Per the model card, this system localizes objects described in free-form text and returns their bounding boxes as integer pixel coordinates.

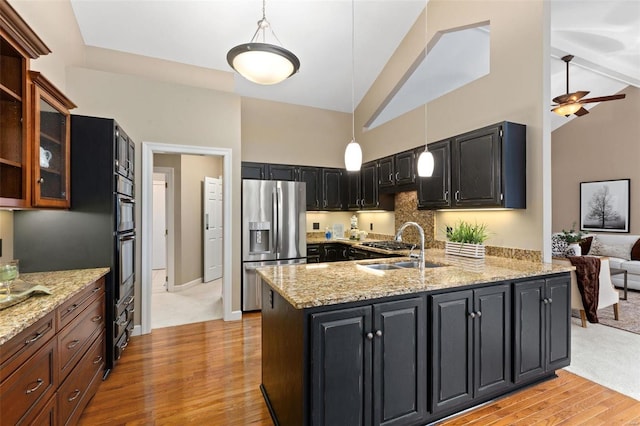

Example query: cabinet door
[473,285,511,399]
[513,279,546,383]
[322,168,343,210]
[452,125,501,207]
[417,140,451,209]
[430,291,473,413]
[546,276,571,371]
[241,161,267,180]
[322,244,348,262]
[31,72,74,208]
[300,166,321,210]
[268,164,297,181]
[373,298,426,426]
[345,170,361,209]
[361,161,379,209]
[394,150,415,187]
[311,306,373,426]
[378,156,394,189]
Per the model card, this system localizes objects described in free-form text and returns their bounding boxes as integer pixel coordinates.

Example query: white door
[203,176,223,282]
[152,176,167,270]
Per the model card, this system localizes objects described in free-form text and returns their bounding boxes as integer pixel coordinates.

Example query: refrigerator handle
[272,188,279,255]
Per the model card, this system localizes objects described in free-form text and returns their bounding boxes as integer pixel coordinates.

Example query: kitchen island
[258,251,574,426]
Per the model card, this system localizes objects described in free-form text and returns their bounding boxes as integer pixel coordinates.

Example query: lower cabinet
[430,284,511,415]
[513,276,571,383]
[310,297,426,426]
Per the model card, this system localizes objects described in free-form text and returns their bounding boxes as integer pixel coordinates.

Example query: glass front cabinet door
[29,71,76,208]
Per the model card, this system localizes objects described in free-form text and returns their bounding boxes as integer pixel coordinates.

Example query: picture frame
[580,179,630,233]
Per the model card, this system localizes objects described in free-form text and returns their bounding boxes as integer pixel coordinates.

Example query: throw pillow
[579,236,593,255]
[589,237,634,260]
[552,234,568,257]
[632,238,640,261]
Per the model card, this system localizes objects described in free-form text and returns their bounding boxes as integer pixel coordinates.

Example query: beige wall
[0,211,14,263]
[241,97,351,168]
[552,86,640,234]
[357,1,547,251]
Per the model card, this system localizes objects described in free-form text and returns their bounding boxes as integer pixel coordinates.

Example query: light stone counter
[0,268,110,345]
[257,249,573,309]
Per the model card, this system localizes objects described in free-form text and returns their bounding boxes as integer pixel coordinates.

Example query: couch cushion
[552,233,568,257]
[606,257,627,269]
[579,236,594,255]
[619,260,640,275]
[631,239,640,261]
[590,236,635,261]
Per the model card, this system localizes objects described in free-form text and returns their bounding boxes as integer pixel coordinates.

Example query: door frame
[141,142,237,335]
[152,167,175,292]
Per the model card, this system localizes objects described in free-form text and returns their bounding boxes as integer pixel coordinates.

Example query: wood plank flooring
[79,313,640,425]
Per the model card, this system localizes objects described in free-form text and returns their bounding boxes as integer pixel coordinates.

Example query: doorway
[141,142,238,335]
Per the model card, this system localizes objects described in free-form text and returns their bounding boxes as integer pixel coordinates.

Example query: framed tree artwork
[580,179,630,233]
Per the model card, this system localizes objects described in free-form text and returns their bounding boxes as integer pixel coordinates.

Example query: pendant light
[417,5,433,177]
[227,0,300,85]
[344,0,362,171]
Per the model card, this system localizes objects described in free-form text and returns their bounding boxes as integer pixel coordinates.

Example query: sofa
[554,233,640,291]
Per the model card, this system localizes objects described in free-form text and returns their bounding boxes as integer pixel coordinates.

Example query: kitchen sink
[360,260,442,271]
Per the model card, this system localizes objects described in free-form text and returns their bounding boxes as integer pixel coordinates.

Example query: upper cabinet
[418,122,526,210]
[30,72,76,208]
[378,149,417,192]
[344,161,393,211]
[0,2,75,209]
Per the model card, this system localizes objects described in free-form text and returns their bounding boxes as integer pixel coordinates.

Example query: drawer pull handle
[93,355,103,365]
[129,307,135,314]
[92,287,100,293]
[25,331,44,345]
[117,319,128,326]
[68,389,81,402]
[26,378,44,394]
[125,295,134,305]
[91,315,103,322]
[67,303,79,313]
[67,339,81,349]
[120,340,129,350]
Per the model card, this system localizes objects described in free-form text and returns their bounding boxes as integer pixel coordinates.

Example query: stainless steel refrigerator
[242,180,306,311]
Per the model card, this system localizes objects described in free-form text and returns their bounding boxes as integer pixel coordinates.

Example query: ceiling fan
[551,54,626,117]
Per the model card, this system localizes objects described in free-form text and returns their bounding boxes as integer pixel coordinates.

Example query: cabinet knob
[444,191,449,201]
[366,332,374,340]
[375,330,383,337]
[542,298,549,305]
[469,312,476,318]
[548,298,553,304]
[455,191,460,201]
[38,177,44,184]
[476,311,482,317]
[389,173,393,181]
[395,172,400,181]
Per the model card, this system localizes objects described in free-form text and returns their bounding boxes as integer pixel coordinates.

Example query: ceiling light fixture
[417,5,434,178]
[226,0,300,85]
[344,0,362,172]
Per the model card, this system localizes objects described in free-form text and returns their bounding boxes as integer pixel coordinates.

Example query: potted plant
[445,220,489,259]
[559,222,586,256]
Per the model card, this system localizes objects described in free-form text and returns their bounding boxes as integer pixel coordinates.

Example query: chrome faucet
[395,222,425,271]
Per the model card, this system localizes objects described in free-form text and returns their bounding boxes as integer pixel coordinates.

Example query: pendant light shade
[417,150,434,177]
[343,0,362,171]
[227,0,300,85]
[345,139,363,171]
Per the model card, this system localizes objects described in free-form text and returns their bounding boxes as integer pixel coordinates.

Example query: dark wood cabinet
[311,297,426,426]
[321,243,349,262]
[513,276,570,384]
[345,161,393,210]
[322,168,343,210]
[307,244,321,263]
[417,141,451,209]
[299,166,322,210]
[241,161,267,180]
[430,284,511,415]
[378,150,416,193]
[268,164,298,181]
[418,122,526,210]
[378,156,394,189]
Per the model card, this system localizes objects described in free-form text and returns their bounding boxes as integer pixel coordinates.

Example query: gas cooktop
[360,241,416,251]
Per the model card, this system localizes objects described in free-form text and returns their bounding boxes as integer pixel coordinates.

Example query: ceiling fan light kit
[551,54,626,117]
[344,0,362,171]
[227,0,300,85]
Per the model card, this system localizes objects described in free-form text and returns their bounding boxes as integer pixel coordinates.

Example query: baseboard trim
[172,277,203,292]
[225,310,242,321]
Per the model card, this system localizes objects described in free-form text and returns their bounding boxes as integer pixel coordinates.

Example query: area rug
[572,289,640,335]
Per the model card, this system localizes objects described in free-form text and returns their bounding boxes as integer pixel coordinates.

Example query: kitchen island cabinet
[258,252,572,426]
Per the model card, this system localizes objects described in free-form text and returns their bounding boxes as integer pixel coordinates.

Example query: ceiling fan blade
[574,107,589,117]
[552,91,590,105]
[580,94,626,104]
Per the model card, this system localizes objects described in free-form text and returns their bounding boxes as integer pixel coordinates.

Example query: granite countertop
[257,249,574,309]
[0,268,110,345]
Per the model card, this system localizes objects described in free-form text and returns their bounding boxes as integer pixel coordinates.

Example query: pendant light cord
[351,0,356,142]
[250,0,284,46]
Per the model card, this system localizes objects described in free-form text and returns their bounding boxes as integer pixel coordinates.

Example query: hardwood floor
[79,313,640,425]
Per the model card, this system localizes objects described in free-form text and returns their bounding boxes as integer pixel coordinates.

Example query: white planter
[445,241,485,259]
[565,242,582,257]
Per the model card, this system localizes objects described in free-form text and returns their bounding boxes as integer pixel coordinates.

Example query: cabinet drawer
[58,293,105,381]
[0,311,55,383]
[114,325,133,361]
[24,394,57,426]
[58,331,105,425]
[57,277,105,330]
[0,337,57,425]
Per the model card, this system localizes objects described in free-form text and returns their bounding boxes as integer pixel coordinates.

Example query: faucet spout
[395,222,425,271]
